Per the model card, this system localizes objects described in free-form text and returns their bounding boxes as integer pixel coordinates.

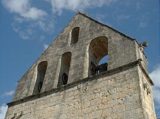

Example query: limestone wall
[138,66,157,119]
[6,67,148,119]
[13,13,138,101]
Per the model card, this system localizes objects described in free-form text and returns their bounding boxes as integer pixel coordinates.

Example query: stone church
[5,12,156,119]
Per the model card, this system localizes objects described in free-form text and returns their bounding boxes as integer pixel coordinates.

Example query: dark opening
[33,61,47,94]
[89,36,108,76]
[57,52,71,87]
[62,73,68,85]
[71,27,80,44]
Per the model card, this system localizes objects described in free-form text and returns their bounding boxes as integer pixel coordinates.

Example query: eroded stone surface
[5,13,156,119]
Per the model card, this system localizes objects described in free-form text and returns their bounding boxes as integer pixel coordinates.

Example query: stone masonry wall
[6,66,147,119]
[138,66,157,119]
[13,13,138,101]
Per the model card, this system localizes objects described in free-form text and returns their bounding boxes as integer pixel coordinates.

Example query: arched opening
[98,55,109,65]
[89,36,108,76]
[57,52,71,87]
[33,61,47,94]
[71,27,80,44]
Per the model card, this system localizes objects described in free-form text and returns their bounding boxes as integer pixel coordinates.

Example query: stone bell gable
[5,12,156,119]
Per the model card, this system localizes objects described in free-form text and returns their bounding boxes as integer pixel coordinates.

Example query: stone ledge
[7,59,153,107]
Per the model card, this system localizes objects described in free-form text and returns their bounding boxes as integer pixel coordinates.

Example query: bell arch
[57,52,72,87]
[33,61,48,94]
[88,36,108,76]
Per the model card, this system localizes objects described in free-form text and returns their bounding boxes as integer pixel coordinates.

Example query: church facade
[5,13,156,119]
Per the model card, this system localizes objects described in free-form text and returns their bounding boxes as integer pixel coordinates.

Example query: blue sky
[0,0,160,118]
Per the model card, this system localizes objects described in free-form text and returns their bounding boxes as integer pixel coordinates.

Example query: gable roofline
[76,12,139,44]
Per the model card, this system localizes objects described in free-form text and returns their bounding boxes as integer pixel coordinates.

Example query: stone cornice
[7,59,153,107]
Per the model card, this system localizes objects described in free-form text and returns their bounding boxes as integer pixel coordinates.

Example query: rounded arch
[61,52,72,66]
[88,36,108,76]
[89,36,108,62]
[33,61,48,94]
[71,27,80,44]
[57,52,72,87]
[38,61,48,72]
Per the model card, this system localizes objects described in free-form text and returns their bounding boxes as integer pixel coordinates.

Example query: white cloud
[0,104,7,119]
[43,44,49,50]
[0,90,15,99]
[150,65,160,101]
[2,0,116,41]
[3,90,15,97]
[2,0,47,20]
[150,64,160,116]
[11,15,55,40]
[48,0,116,14]
[2,0,55,41]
